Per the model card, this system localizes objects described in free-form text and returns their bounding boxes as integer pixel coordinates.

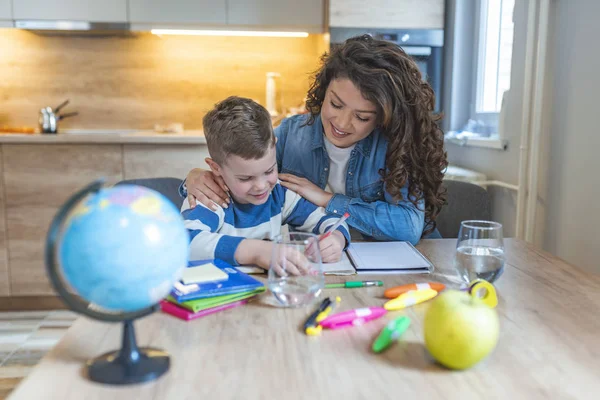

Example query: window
[475,0,515,116]
[443,0,516,149]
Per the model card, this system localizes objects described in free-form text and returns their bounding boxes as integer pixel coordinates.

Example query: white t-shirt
[324,136,355,195]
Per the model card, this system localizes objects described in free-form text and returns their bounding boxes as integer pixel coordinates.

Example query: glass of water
[267,232,325,307]
[454,220,505,285]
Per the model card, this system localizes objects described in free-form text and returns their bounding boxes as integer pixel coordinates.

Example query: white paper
[322,252,356,275]
[235,265,267,274]
[346,242,433,274]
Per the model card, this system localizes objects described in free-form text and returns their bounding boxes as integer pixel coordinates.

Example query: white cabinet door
[227,0,324,32]
[12,0,127,22]
[0,0,11,20]
[129,0,226,25]
[330,0,444,29]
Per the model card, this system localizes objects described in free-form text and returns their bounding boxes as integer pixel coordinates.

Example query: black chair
[436,180,492,238]
[116,177,184,209]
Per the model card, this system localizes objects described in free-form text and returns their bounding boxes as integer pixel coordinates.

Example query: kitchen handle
[58,112,79,120]
[53,99,70,114]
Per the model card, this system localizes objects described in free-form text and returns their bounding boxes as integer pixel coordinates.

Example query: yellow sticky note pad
[181,263,229,285]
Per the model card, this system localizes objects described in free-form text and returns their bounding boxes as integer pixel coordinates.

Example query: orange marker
[384,282,446,299]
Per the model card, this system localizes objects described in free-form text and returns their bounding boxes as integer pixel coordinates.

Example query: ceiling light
[150,29,309,38]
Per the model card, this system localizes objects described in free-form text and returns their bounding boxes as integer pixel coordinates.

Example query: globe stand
[86,320,170,385]
[44,180,179,386]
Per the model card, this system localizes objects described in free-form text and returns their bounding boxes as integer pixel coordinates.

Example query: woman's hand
[319,231,346,263]
[279,173,333,207]
[185,168,230,210]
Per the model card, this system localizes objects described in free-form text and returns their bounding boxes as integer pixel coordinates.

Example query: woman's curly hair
[305,35,448,236]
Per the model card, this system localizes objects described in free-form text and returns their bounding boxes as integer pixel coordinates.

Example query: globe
[57,183,188,312]
[45,180,189,385]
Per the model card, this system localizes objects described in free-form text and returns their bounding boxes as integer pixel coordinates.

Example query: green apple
[424,290,499,370]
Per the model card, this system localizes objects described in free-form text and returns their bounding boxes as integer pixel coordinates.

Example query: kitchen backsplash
[0,29,328,130]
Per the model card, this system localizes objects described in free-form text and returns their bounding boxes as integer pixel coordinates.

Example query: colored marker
[372,316,411,353]
[319,307,387,330]
[384,282,446,299]
[304,297,332,335]
[319,212,350,241]
[305,297,341,336]
[325,280,383,289]
[384,288,438,311]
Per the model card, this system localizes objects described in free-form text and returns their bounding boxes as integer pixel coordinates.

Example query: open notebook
[236,241,433,275]
[345,241,434,274]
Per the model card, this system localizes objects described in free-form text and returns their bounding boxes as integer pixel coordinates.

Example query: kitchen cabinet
[0,0,11,26]
[2,144,123,295]
[0,150,9,296]
[12,0,127,22]
[128,0,226,25]
[0,0,11,20]
[329,0,444,29]
[227,0,324,32]
[0,139,210,298]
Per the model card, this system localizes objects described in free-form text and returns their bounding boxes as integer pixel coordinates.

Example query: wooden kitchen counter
[0,136,208,298]
[0,130,206,144]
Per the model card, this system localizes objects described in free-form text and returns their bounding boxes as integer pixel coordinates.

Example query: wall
[0,29,327,130]
[542,0,600,274]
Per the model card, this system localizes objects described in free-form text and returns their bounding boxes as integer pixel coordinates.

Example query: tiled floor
[0,310,76,399]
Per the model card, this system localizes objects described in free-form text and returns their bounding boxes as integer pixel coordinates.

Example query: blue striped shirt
[181,183,351,265]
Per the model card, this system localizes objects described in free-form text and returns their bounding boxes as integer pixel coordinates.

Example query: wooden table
[8,239,600,399]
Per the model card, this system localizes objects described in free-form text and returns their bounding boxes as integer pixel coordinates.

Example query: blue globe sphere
[57,184,189,313]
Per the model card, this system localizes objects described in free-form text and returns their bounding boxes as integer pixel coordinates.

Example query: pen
[384,282,446,299]
[305,296,341,336]
[304,298,331,334]
[372,316,411,353]
[320,307,387,330]
[325,280,383,289]
[384,288,438,311]
[319,212,350,241]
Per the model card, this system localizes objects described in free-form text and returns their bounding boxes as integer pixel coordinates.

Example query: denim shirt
[275,114,439,244]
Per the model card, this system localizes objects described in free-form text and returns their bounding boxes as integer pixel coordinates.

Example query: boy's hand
[252,241,310,276]
[270,245,312,277]
[319,230,346,263]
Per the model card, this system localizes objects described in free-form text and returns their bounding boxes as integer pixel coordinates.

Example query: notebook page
[236,266,267,274]
[237,251,357,276]
[322,251,356,275]
[347,242,433,273]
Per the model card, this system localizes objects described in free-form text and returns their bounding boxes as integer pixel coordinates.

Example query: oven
[329,28,444,113]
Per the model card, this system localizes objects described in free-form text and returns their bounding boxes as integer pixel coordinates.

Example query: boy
[181,96,349,272]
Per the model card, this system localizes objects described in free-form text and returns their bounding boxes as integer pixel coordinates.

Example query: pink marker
[319,212,350,241]
[319,307,387,329]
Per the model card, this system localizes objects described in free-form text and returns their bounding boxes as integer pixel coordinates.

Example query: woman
[182,35,447,244]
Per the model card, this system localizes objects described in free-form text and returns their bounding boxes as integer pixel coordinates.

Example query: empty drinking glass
[267,232,324,307]
[454,220,505,285]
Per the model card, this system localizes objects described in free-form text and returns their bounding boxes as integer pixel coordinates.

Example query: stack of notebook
[160,259,265,321]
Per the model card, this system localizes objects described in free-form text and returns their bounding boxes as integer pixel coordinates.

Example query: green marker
[325,280,383,289]
[372,316,411,353]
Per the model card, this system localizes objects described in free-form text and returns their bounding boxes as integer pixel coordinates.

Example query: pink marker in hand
[319,212,350,241]
[319,307,387,330]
